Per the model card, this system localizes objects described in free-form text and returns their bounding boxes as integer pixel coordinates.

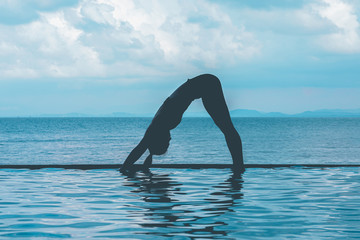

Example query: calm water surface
[0,117,359,165]
[1,168,360,239]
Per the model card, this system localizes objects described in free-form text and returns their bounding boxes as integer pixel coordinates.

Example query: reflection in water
[121,169,243,239]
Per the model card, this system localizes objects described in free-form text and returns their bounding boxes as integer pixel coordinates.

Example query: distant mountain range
[230,109,360,118]
[30,109,360,118]
[37,112,140,118]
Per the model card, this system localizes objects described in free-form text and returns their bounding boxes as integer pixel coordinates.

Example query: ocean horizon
[2,107,360,118]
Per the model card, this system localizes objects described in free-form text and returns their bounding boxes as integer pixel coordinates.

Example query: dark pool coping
[0,164,360,170]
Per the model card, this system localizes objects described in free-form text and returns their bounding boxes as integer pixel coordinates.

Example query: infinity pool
[1,168,359,239]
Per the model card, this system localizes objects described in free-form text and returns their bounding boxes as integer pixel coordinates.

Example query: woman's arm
[120,137,148,172]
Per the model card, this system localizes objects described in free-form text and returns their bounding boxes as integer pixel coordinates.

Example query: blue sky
[0,0,360,116]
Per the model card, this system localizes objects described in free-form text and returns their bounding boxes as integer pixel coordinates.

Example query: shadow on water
[121,169,243,239]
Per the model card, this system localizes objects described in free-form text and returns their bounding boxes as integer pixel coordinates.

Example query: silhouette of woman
[121,74,244,173]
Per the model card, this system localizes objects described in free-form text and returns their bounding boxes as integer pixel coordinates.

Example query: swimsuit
[151,78,202,130]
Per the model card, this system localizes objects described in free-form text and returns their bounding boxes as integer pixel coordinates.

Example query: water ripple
[0,168,359,239]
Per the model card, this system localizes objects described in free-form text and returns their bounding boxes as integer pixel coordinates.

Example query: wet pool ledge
[1,164,360,170]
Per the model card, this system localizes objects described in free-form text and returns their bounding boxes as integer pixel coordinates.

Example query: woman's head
[148,128,171,155]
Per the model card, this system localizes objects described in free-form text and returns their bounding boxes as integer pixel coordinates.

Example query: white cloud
[226,0,360,54]
[0,10,104,79]
[312,0,360,53]
[0,0,260,81]
[79,0,260,68]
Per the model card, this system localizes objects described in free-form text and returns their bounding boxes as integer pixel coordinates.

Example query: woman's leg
[198,74,244,172]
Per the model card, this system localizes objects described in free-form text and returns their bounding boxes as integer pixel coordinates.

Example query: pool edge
[1,164,360,170]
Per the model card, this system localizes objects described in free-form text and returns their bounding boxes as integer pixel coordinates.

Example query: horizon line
[1,108,360,118]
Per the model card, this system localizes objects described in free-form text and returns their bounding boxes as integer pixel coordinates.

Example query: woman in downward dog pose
[121,74,244,173]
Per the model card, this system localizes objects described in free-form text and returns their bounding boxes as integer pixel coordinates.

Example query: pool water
[1,168,359,239]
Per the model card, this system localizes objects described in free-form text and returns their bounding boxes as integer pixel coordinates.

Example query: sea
[0,117,359,165]
[0,117,360,239]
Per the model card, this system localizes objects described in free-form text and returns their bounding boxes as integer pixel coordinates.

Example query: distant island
[187,109,360,117]
[11,108,360,118]
[229,109,360,118]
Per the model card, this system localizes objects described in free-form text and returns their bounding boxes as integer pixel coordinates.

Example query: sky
[0,0,360,116]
